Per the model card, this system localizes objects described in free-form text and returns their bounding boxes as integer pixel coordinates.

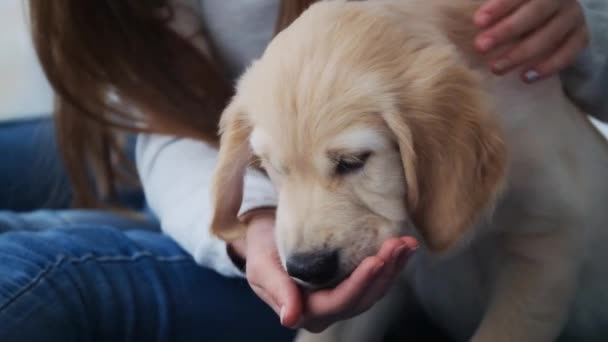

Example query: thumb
[275,273,303,327]
[248,253,303,327]
[246,223,303,327]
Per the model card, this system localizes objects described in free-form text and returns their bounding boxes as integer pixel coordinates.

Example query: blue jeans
[0,119,295,341]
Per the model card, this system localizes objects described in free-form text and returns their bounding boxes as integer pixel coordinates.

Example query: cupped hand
[238,213,418,333]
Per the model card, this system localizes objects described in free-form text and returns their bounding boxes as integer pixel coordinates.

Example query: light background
[0,0,606,137]
[0,1,53,121]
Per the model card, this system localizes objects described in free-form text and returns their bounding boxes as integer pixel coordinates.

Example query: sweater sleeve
[560,0,608,121]
[135,133,277,277]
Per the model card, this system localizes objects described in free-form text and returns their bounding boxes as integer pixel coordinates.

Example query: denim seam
[0,252,191,313]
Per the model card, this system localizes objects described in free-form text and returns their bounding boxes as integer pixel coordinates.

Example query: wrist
[240,207,276,225]
[227,238,247,272]
[227,208,276,271]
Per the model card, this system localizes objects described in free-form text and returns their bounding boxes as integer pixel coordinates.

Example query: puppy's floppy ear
[210,99,253,242]
[384,64,507,252]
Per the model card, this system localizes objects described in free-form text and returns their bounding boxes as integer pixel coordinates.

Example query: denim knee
[0,209,159,233]
[0,225,191,342]
[0,223,295,342]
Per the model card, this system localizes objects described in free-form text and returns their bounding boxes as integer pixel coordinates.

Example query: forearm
[135,134,277,277]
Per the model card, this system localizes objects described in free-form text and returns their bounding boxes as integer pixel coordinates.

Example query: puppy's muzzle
[286,250,340,288]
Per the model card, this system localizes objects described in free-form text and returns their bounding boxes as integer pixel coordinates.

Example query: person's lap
[0,118,294,341]
[0,118,144,211]
[0,213,295,342]
[0,209,159,233]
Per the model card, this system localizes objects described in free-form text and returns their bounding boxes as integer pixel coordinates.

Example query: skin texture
[474,0,589,83]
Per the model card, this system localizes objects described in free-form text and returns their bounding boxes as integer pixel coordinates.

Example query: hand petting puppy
[474,0,589,82]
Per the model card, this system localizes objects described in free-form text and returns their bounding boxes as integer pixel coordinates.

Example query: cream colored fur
[210,1,608,341]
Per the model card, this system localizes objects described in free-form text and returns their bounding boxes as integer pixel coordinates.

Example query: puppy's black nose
[286,250,339,286]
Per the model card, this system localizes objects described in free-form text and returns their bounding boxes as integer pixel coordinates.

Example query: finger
[250,283,281,313]
[343,236,417,314]
[304,256,385,317]
[490,1,583,75]
[523,25,589,83]
[399,236,419,250]
[297,258,384,332]
[375,238,408,262]
[246,225,303,327]
[297,238,419,331]
[303,236,414,315]
[248,267,302,327]
[375,236,419,262]
[352,243,415,313]
[476,0,561,52]
[247,259,303,327]
[474,0,527,28]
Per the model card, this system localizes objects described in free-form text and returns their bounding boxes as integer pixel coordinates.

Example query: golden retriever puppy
[210,0,608,341]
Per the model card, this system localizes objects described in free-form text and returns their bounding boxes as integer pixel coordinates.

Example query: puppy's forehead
[250,124,391,175]
[240,62,395,150]
[327,127,391,152]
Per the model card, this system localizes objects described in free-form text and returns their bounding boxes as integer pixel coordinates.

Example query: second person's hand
[473,0,589,82]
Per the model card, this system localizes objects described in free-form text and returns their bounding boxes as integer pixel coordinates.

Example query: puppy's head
[211,2,507,288]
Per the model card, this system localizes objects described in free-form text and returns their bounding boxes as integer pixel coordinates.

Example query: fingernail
[405,238,419,250]
[524,70,540,83]
[279,306,286,325]
[477,36,494,52]
[493,59,511,72]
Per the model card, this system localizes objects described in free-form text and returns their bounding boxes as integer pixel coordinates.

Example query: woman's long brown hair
[29,0,317,209]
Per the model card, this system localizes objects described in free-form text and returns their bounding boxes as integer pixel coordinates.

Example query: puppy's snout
[286,250,339,287]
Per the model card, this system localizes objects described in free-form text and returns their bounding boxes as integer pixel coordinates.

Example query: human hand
[473,0,589,82]
[238,213,418,333]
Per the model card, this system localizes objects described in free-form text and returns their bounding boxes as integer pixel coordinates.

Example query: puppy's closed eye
[334,151,372,176]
